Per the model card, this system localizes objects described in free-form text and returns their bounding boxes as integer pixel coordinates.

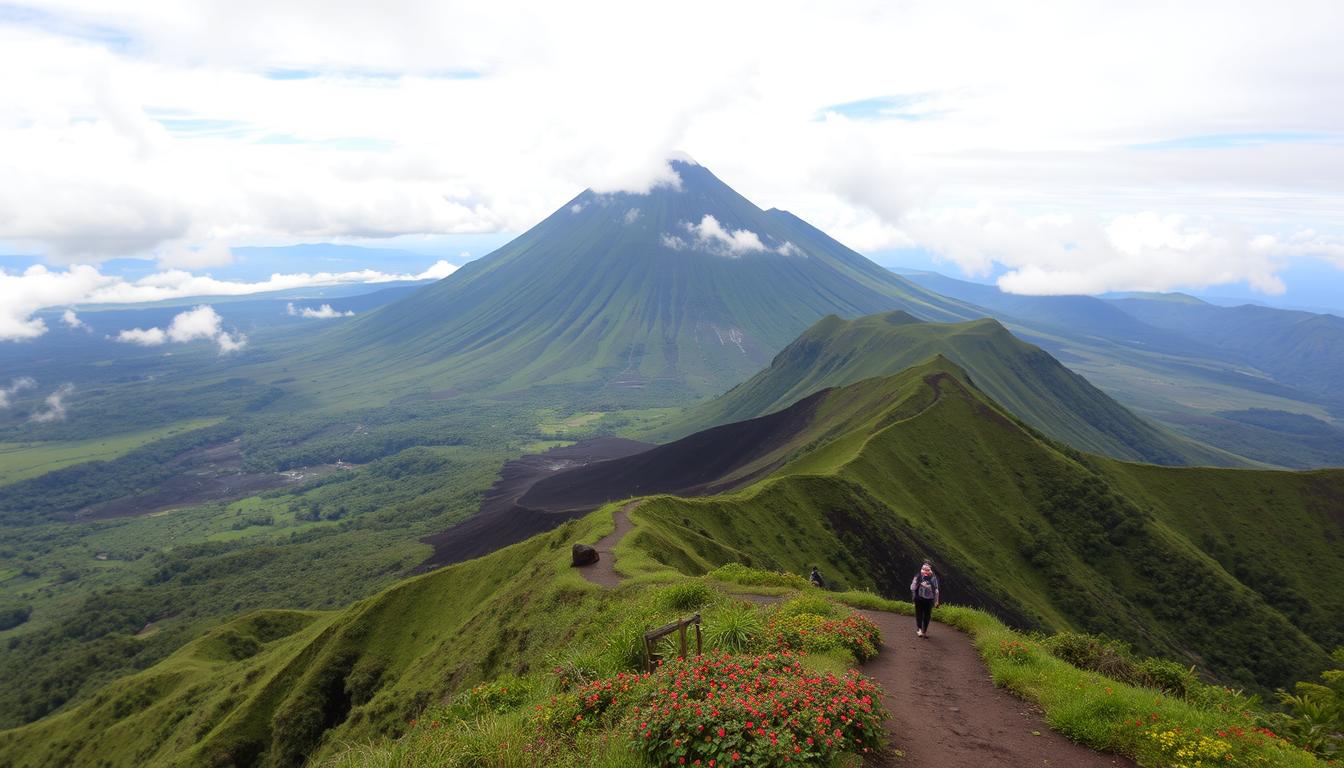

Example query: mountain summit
[325,160,975,401]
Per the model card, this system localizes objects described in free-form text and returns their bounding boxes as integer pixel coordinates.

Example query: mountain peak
[666,150,700,167]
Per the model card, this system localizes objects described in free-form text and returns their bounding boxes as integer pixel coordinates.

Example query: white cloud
[30,383,74,423]
[0,260,456,341]
[61,308,87,329]
[287,302,353,318]
[114,326,168,345]
[0,377,37,408]
[622,207,642,224]
[660,234,688,251]
[0,1,1340,296]
[671,215,802,258]
[417,259,458,280]
[1250,230,1344,269]
[156,240,235,269]
[904,207,1304,295]
[113,305,245,353]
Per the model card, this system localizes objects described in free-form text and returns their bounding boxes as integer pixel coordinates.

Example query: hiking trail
[577,503,1133,767]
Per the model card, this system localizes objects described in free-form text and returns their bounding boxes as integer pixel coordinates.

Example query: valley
[1,161,1341,767]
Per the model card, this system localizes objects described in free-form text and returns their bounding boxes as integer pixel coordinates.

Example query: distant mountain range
[905,272,1344,468]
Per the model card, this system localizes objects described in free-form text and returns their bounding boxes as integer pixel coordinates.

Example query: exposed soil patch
[517,388,828,512]
[78,439,341,520]
[417,437,651,570]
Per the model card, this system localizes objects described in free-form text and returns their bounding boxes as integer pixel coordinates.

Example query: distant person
[910,562,940,638]
[809,566,826,589]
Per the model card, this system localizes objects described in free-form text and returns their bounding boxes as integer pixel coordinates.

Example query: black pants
[914,597,934,632]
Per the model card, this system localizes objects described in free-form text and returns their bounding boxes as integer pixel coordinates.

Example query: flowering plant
[767,612,881,663]
[623,652,886,766]
[1133,713,1311,767]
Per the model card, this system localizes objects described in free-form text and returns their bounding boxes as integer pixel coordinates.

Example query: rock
[571,543,599,567]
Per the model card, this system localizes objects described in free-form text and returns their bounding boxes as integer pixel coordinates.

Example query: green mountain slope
[903,272,1344,468]
[7,359,1339,767]
[286,160,977,403]
[668,310,1241,466]
[634,360,1342,681]
[1109,298,1344,404]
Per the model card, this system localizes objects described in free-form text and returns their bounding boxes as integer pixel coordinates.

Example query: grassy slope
[4,361,1340,767]
[668,311,1241,467]
[628,360,1341,688]
[902,273,1344,468]
[0,509,624,767]
[0,418,224,486]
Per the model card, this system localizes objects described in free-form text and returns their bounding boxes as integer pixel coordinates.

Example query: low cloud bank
[0,260,458,342]
[287,303,354,319]
[29,383,74,423]
[113,305,247,354]
[0,377,37,408]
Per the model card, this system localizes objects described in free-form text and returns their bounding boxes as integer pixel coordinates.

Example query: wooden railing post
[642,613,703,672]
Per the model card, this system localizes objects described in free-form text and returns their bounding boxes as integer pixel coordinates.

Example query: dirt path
[580,504,1133,767]
[576,501,638,588]
[857,609,1131,767]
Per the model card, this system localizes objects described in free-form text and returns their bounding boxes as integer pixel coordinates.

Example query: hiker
[910,561,940,637]
[809,566,826,589]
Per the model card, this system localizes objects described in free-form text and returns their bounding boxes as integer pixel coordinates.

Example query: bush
[655,583,716,612]
[565,652,886,766]
[0,604,31,632]
[766,611,881,663]
[708,563,810,590]
[444,674,535,718]
[1043,631,1141,684]
[1138,658,1197,697]
[703,602,764,653]
[775,595,837,619]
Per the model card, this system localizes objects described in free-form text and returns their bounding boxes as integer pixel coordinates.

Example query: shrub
[604,616,655,672]
[0,604,32,632]
[1043,631,1141,684]
[1138,658,1197,698]
[1132,716,1309,768]
[708,563,810,590]
[1265,648,1344,761]
[703,602,764,653]
[445,674,534,718]
[656,583,716,612]
[775,595,838,619]
[997,639,1033,664]
[767,611,881,663]
[593,652,885,766]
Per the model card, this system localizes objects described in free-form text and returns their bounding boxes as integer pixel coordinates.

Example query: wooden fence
[643,613,702,672]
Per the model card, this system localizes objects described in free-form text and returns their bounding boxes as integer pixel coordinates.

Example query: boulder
[571,543,599,567]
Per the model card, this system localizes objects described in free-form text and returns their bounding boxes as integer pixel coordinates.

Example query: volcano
[321,159,977,401]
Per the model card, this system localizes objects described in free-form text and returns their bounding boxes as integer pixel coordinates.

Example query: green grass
[617,360,1341,693]
[663,311,1240,467]
[3,353,1340,766]
[827,592,1322,768]
[0,418,223,486]
[537,411,605,436]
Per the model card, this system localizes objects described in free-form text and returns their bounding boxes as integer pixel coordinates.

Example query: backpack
[916,576,936,600]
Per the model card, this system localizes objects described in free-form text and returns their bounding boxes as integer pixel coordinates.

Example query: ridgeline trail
[578,503,1133,767]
